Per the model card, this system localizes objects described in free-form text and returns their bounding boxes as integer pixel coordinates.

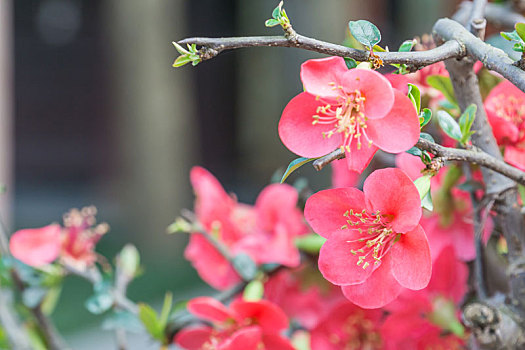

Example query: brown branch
[311,140,525,186]
[178,35,464,70]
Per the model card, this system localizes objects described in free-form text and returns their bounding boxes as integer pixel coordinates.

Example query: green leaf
[85,291,114,315]
[265,19,280,27]
[459,104,477,144]
[422,191,433,211]
[407,83,421,114]
[295,233,327,254]
[516,23,525,42]
[420,132,435,143]
[419,108,432,128]
[102,310,143,333]
[512,42,525,52]
[158,292,173,331]
[398,39,416,52]
[41,286,62,315]
[172,55,191,68]
[414,175,432,200]
[344,57,358,69]
[138,303,164,341]
[437,110,462,142]
[421,150,432,164]
[501,30,522,42]
[232,253,257,281]
[172,42,189,55]
[271,3,282,19]
[243,280,264,301]
[426,75,457,105]
[348,20,381,48]
[280,157,319,183]
[406,146,422,157]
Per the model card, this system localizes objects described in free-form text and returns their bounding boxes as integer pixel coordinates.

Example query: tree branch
[311,139,525,186]
[454,1,525,28]
[178,35,464,70]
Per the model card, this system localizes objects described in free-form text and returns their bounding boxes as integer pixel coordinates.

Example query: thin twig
[311,139,525,186]
[454,1,525,28]
[178,35,464,71]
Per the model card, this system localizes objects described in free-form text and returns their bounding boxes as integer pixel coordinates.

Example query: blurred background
[1,0,459,347]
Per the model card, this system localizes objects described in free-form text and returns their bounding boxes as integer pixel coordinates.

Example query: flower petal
[504,145,525,172]
[345,142,378,173]
[230,299,289,333]
[221,326,262,350]
[9,225,62,267]
[428,245,468,303]
[261,333,295,350]
[390,225,431,290]
[363,168,421,233]
[340,69,394,119]
[341,255,403,309]
[366,90,420,153]
[184,234,241,290]
[395,152,425,181]
[318,230,375,285]
[331,159,360,188]
[300,57,348,98]
[279,92,342,158]
[174,326,214,350]
[305,187,366,239]
[187,297,234,322]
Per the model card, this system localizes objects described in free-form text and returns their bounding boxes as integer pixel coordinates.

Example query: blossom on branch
[174,297,294,350]
[278,57,420,173]
[305,168,431,308]
[9,206,107,269]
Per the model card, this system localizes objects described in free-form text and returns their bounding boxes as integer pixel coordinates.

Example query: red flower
[382,246,467,349]
[331,159,360,188]
[9,207,107,268]
[174,297,294,350]
[278,57,420,173]
[305,168,431,308]
[310,301,383,350]
[264,265,345,329]
[484,80,525,171]
[185,167,307,290]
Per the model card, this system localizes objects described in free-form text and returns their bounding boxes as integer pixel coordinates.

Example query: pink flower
[305,168,431,308]
[174,297,294,350]
[264,265,345,329]
[185,167,308,290]
[484,80,525,171]
[9,207,107,268]
[382,246,467,349]
[331,159,360,188]
[310,301,383,350]
[278,57,420,173]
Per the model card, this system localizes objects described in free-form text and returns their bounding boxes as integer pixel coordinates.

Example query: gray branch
[454,1,525,28]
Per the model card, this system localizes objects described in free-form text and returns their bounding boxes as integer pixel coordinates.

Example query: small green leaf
[426,75,457,106]
[272,3,282,19]
[512,42,525,52]
[232,253,257,281]
[172,55,191,68]
[138,303,164,341]
[398,39,416,52]
[281,157,319,183]
[172,42,189,55]
[501,30,522,42]
[419,108,432,128]
[420,132,435,143]
[422,191,433,211]
[41,286,62,315]
[421,150,432,164]
[414,175,432,200]
[437,110,462,142]
[406,146,422,157]
[295,233,327,254]
[85,291,114,315]
[243,280,264,301]
[344,57,358,69]
[348,20,381,48]
[158,292,173,330]
[516,23,525,42]
[265,19,280,27]
[119,244,140,278]
[407,83,421,114]
[459,104,477,144]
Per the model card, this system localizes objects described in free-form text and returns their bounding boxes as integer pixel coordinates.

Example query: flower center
[341,209,397,269]
[493,94,525,126]
[312,86,372,152]
[328,311,382,350]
